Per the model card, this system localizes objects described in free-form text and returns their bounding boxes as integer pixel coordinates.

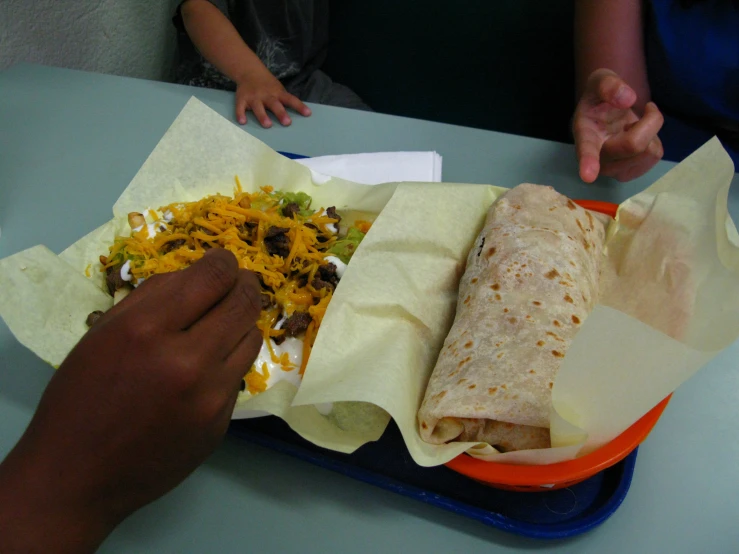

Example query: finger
[573,123,604,183]
[640,102,665,134]
[265,97,292,126]
[648,134,664,160]
[212,324,263,433]
[281,93,312,117]
[600,138,663,182]
[604,102,664,159]
[251,101,272,128]
[188,269,262,357]
[214,385,244,437]
[223,324,262,385]
[579,155,601,184]
[235,95,248,125]
[601,156,655,183]
[585,69,636,109]
[154,249,239,329]
[100,270,177,320]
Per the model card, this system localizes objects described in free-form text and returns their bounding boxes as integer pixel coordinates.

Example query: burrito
[87,183,374,398]
[417,184,607,452]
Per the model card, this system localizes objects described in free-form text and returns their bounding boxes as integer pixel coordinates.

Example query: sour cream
[132,208,169,238]
[247,337,305,392]
[243,336,331,414]
[320,209,339,234]
[119,260,145,289]
[120,260,133,282]
[324,255,347,278]
[133,221,168,238]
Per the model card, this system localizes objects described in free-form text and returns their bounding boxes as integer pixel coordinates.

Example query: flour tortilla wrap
[417,184,607,452]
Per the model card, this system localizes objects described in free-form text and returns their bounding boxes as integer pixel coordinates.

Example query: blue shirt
[645,0,739,166]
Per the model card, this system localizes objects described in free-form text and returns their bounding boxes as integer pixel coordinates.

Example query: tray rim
[228,418,637,540]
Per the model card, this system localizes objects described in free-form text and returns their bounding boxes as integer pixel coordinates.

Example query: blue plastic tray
[228,417,636,540]
[278,151,310,160]
[228,151,638,539]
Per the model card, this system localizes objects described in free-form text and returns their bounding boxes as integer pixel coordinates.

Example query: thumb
[585,69,637,110]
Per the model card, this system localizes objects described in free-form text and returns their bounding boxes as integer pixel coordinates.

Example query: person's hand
[573,68,664,183]
[235,67,312,128]
[0,249,262,553]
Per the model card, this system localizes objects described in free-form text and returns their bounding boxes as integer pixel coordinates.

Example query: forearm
[180,0,269,84]
[574,0,651,113]
[0,436,114,554]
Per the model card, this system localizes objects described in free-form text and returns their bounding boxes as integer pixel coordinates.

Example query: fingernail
[614,86,634,104]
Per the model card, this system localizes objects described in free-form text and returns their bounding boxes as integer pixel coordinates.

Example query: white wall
[0,0,180,81]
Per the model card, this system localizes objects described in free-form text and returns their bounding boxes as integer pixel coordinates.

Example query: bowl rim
[443,198,669,486]
[445,396,670,485]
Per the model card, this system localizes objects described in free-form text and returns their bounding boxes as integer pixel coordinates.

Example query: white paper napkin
[295,151,442,185]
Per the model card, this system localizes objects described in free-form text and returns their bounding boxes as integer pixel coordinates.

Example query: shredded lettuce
[328,227,366,264]
[271,191,313,215]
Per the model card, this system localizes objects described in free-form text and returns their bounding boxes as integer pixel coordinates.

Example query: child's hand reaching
[573,69,664,183]
[235,67,312,128]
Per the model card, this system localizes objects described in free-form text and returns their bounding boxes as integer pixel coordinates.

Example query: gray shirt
[173,0,329,91]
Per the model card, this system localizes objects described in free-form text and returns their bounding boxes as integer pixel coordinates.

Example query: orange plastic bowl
[445,396,671,491]
[444,199,670,492]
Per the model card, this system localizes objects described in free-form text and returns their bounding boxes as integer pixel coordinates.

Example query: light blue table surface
[1,63,738,553]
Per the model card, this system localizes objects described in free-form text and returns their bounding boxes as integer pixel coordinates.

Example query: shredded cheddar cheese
[354,220,373,234]
[245,362,271,394]
[100,182,370,395]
